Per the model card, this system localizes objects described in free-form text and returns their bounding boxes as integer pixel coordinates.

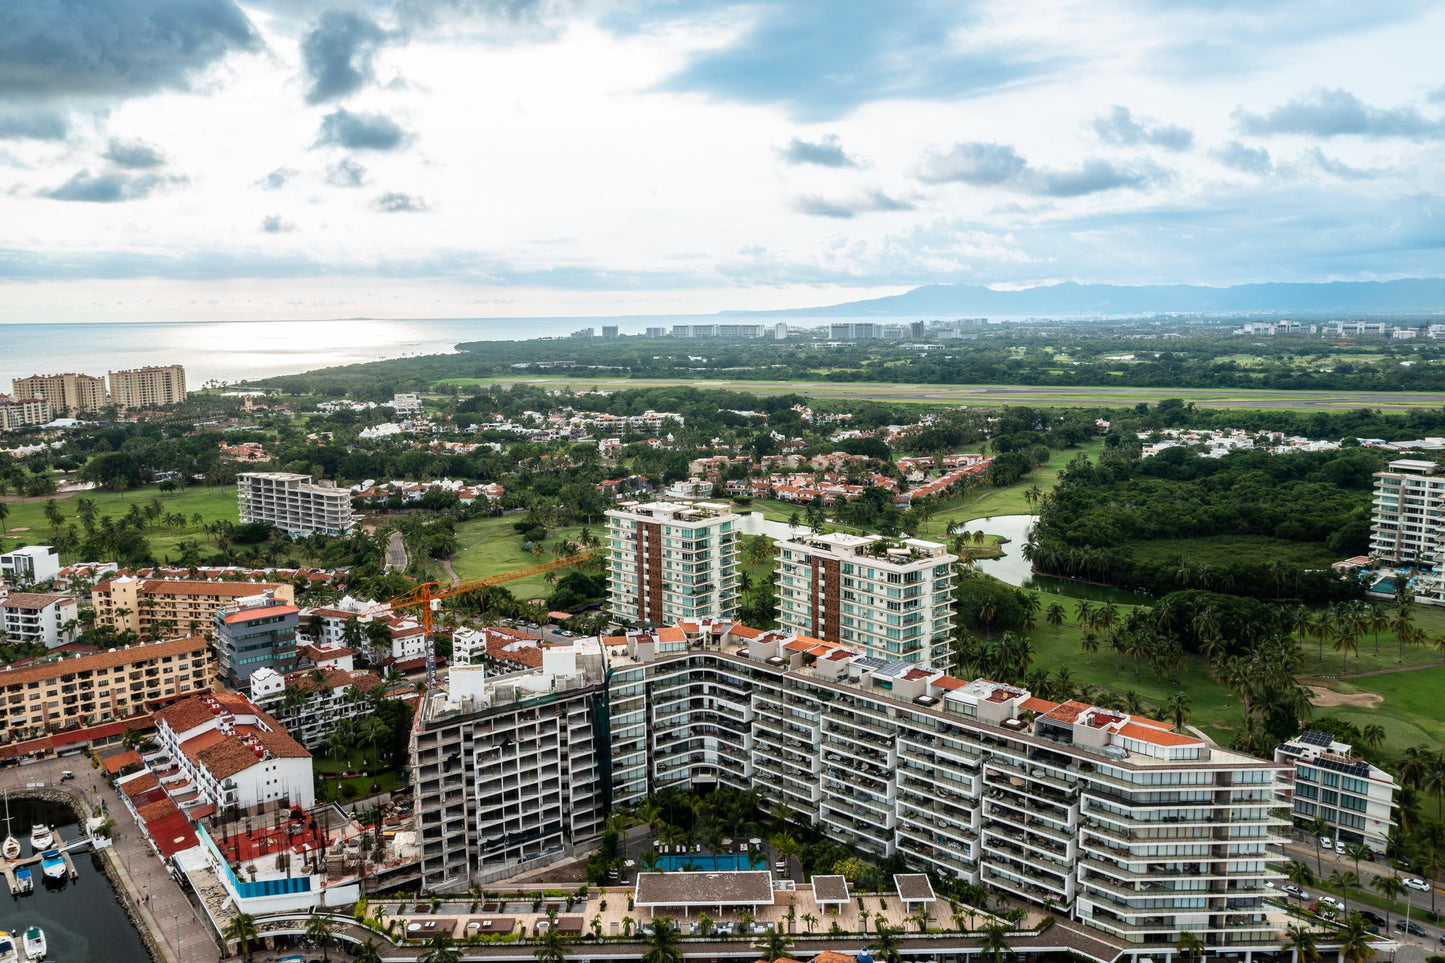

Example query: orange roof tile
[156,696,221,734]
[656,626,686,643]
[121,772,160,797]
[729,625,764,640]
[933,677,966,690]
[222,604,298,623]
[102,750,142,774]
[1021,697,1059,714]
[179,729,228,762]
[0,636,207,689]
[1117,722,1200,747]
[1043,700,1090,723]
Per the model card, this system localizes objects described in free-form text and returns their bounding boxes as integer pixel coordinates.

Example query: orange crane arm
[387,549,598,685]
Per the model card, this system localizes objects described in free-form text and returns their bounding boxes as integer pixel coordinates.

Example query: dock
[1,833,88,893]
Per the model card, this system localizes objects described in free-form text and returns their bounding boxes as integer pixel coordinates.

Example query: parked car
[1320,837,1335,850]
[1318,896,1345,911]
[1359,911,1387,928]
[1405,877,1431,892]
[1397,920,1427,937]
[1282,884,1309,900]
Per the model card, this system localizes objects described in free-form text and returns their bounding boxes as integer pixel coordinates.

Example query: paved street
[0,755,219,962]
[1281,835,1445,952]
[384,531,408,573]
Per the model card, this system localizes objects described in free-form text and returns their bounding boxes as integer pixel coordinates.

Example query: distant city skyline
[1,0,1441,323]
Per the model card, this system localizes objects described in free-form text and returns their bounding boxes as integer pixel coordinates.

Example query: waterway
[0,796,151,963]
[739,511,1150,605]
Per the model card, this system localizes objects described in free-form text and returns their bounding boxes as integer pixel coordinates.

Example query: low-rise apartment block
[238,471,355,536]
[776,532,956,665]
[0,635,212,742]
[12,372,108,416]
[249,665,381,749]
[1275,730,1398,853]
[0,592,78,648]
[107,364,187,410]
[605,500,740,624]
[147,691,313,815]
[0,545,61,585]
[91,576,295,640]
[0,397,51,431]
[411,642,608,890]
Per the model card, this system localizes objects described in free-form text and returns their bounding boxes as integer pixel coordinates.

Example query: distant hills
[725,278,1445,319]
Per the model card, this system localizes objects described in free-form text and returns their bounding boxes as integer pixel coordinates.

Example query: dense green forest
[1026,445,1384,603]
[247,325,1445,395]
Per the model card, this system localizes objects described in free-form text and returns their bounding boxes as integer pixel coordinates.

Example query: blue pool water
[657,853,753,871]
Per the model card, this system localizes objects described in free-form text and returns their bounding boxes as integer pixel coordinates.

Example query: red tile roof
[221,604,298,623]
[1118,722,1200,747]
[103,750,143,774]
[1043,700,1090,723]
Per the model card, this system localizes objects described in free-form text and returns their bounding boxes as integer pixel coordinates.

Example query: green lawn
[931,438,1105,525]
[0,483,240,560]
[448,516,592,598]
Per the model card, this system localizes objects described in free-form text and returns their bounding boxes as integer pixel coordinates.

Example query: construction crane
[388,550,598,687]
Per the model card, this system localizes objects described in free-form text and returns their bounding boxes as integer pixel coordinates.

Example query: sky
[0,0,1442,323]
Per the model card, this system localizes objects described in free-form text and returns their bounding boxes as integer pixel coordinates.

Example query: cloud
[917,142,1164,196]
[255,167,296,190]
[326,157,368,187]
[659,0,1061,121]
[314,108,410,150]
[1234,88,1445,140]
[779,135,859,168]
[261,214,296,233]
[394,0,575,30]
[0,0,260,101]
[301,9,391,104]
[373,191,429,212]
[1431,85,1445,104]
[1092,106,1193,151]
[40,169,184,203]
[793,189,914,218]
[1301,147,1380,180]
[0,108,69,141]
[103,138,167,169]
[1212,141,1272,174]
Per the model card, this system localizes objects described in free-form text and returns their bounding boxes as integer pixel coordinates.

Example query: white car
[1405,877,1431,892]
[1318,896,1345,910]
[1320,837,1334,850]
[1282,884,1310,900]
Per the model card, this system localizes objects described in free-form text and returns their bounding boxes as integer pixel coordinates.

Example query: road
[1282,835,1445,951]
[0,756,218,962]
[384,530,408,573]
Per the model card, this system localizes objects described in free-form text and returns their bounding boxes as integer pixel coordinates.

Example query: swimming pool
[657,853,754,871]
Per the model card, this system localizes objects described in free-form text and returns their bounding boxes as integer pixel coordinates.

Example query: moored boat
[39,850,65,880]
[0,930,17,963]
[22,926,45,961]
[28,826,52,852]
[12,868,32,895]
[2,791,18,861]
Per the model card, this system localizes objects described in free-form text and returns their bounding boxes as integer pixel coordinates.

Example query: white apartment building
[1275,730,1398,853]
[237,471,355,536]
[249,665,382,749]
[1368,459,1445,603]
[0,592,78,648]
[107,364,187,410]
[0,545,61,584]
[0,397,52,431]
[147,691,314,815]
[600,623,1287,953]
[605,501,740,624]
[411,642,608,890]
[776,532,956,665]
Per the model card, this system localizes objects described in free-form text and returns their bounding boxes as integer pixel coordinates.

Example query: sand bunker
[1307,686,1383,708]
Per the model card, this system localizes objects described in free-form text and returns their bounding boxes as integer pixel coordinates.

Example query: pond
[964,514,1153,605]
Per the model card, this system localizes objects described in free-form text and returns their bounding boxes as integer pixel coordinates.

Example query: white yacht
[0,931,18,963]
[22,926,45,961]
[28,825,53,852]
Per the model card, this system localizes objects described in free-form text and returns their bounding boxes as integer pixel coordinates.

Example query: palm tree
[1285,859,1315,900]
[1345,843,1372,880]
[978,922,1012,963]
[421,932,462,963]
[1176,930,1206,963]
[1336,911,1377,963]
[1281,922,1320,963]
[1164,690,1192,730]
[801,912,817,934]
[1370,874,1405,928]
[1328,869,1360,911]
[1308,816,1331,875]
[353,939,383,963]
[222,912,259,962]
[756,927,793,962]
[535,927,570,963]
[305,913,334,962]
[1044,602,1066,635]
[642,916,682,963]
[1361,724,1386,753]
[869,924,903,963]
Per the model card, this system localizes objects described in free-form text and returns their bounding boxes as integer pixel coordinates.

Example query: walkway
[385,530,409,573]
[0,756,219,962]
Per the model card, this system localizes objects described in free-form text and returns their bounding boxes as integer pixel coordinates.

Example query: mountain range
[723,278,1445,319]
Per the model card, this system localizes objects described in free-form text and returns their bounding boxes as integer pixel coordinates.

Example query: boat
[39,850,65,880]
[12,868,32,895]
[2,791,18,861]
[0,931,17,963]
[28,825,52,852]
[22,927,44,961]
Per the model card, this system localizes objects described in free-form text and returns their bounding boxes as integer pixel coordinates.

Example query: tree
[1176,930,1206,963]
[1345,843,1372,880]
[869,924,903,963]
[1361,724,1386,752]
[1044,602,1066,635]
[1327,869,1359,911]
[756,927,793,962]
[305,913,334,962]
[1281,922,1320,963]
[1370,874,1405,928]
[978,922,1012,963]
[1285,859,1315,899]
[353,939,383,963]
[535,927,570,963]
[1164,690,1192,731]
[642,916,682,963]
[420,933,462,963]
[1336,911,1377,963]
[222,912,259,962]
[801,912,817,934]
[1308,816,1331,875]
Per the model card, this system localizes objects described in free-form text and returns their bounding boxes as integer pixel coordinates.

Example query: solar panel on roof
[854,657,887,670]
[875,661,912,677]
[1298,730,1332,747]
[1316,756,1370,778]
